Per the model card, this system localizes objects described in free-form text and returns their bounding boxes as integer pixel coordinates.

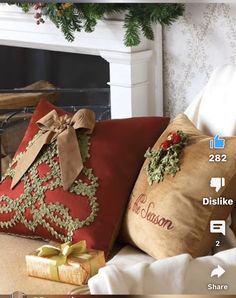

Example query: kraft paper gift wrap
[25,240,105,285]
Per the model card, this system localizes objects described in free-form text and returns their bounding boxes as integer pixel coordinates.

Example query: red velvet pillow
[0,100,169,256]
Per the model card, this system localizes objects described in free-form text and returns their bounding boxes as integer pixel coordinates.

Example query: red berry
[160,140,172,150]
[172,133,182,144]
[167,133,174,141]
[35,12,42,19]
[167,132,182,145]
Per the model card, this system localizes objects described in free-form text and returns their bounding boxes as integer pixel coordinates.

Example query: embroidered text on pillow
[128,194,174,230]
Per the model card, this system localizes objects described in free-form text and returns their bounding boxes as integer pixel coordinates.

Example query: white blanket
[185,64,236,136]
[89,221,236,294]
[89,245,236,294]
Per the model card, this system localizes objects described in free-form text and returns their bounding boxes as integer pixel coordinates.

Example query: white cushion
[185,64,236,136]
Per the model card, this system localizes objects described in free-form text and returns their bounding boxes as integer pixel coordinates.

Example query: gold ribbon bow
[11,109,95,191]
[37,240,92,281]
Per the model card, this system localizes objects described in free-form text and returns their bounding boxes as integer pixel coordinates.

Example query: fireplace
[0,44,110,115]
[0,3,163,119]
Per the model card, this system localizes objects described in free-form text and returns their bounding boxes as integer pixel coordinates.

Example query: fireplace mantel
[0,4,163,118]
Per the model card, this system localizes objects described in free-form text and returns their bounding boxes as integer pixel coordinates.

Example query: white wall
[163,3,236,117]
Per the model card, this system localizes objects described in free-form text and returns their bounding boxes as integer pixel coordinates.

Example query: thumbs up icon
[210,135,225,149]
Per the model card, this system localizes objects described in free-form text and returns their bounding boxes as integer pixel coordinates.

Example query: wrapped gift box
[25,241,105,285]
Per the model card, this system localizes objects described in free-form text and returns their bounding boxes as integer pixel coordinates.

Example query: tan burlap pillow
[122,113,236,259]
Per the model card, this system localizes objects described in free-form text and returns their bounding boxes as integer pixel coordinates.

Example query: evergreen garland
[13,3,185,47]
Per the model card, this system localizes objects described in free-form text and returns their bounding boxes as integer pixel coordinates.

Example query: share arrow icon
[210,265,225,278]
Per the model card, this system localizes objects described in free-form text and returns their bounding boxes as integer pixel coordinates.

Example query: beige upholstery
[0,233,77,294]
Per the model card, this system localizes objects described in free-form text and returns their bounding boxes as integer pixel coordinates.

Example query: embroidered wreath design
[0,130,99,242]
[145,130,189,184]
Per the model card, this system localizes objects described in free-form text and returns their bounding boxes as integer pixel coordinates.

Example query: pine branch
[140,22,154,41]
[79,5,100,33]
[15,3,30,12]
[123,12,141,47]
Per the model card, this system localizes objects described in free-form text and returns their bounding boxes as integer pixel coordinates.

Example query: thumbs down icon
[210,177,225,192]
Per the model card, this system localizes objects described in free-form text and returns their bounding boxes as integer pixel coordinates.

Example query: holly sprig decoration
[145,131,189,185]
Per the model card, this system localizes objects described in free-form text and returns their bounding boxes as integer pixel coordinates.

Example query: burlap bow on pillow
[11,109,95,191]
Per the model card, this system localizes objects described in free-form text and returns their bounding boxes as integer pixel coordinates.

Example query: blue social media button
[210,135,225,149]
